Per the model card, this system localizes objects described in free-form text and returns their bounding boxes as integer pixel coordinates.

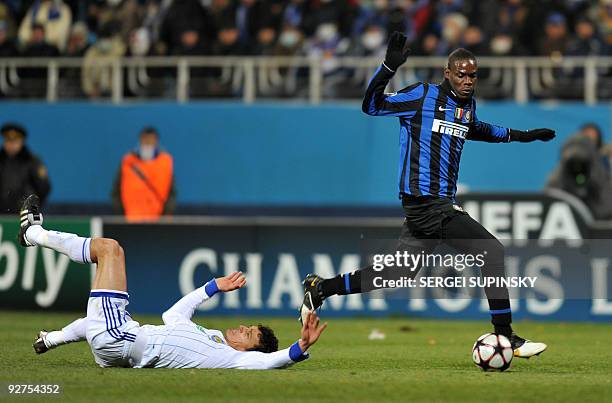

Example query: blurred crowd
[1,0,611,62]
[1,0,612,99]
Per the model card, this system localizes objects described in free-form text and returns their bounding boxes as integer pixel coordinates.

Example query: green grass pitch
[1,310,611,402]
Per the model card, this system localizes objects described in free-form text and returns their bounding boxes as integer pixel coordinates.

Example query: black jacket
[0,146,51,213]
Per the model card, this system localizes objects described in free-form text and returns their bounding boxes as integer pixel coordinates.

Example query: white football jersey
[131,281,308,369]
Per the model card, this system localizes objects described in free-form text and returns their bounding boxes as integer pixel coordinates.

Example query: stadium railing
[1,56,611,104]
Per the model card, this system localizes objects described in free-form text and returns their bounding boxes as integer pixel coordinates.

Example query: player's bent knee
[94,238,124,259]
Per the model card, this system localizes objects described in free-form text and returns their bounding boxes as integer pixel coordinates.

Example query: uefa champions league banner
[101,193,611,322]
[0,193,611,321]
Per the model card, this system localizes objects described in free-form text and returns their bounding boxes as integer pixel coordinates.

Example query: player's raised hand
[384,31,411,72]
[216,271,246,292]
[298,311,328,351]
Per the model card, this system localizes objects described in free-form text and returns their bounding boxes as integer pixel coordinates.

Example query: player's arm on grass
[230,311,328,370]
[161,271,246,325]
[467,98,556,143]
[362,31,424,117]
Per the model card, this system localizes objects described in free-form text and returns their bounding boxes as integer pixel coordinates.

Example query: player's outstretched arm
[162,271,246,325]
[509,128,556,142]
[362,32,423,117]
[467,100,556,143]
[230,311,328,370]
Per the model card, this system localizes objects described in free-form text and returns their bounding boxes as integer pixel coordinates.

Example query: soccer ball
[471,333,513,371]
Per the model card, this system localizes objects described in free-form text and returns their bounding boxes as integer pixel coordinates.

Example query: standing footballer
[300,32,553,358]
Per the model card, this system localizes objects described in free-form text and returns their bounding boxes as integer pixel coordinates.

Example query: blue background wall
[1,101,609,205]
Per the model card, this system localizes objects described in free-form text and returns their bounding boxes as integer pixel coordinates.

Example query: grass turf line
[1,310,610,403]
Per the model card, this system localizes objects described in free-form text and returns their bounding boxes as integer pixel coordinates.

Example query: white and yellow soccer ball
[471,333,513,371]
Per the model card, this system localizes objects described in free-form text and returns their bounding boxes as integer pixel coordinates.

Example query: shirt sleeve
[161,279,219,325]
[227,341,310,370]
[362,63,425,118]
[466,98,510,143]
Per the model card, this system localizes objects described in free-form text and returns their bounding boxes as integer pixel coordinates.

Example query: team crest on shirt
[195,325,226,344]
[210,335,225,344]
[454,108,472,123]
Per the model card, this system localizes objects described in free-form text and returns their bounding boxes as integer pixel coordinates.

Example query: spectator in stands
[21,23,59,56]
[64,21,89,57]
[81,23,126,98]
[95,0,145,44]
[436,12,468,56]
[538,12,569,57]
[159,0,216,55]
[213,23,245,55]
[546,123,612,220]
[274,24,305,56]
[461,25,487,55]
[489,32,515,55]
[0,20,18,56]
[252,25,277,55]
[416,32,439,56]
[112,126,176,222]
[0,123,51,213]
[566,17,605,56]
[306,22,349,74]
[235,0,267,48]
[351,0,389,39]
[18,0,71,52]
[385,0,430,43]
[127,27,151,57]
[354,23,386,57]
[281,0,308,31]
[210,0,235,32]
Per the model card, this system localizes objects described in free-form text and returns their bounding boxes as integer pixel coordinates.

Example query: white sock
[44,317,87,348]
[25,225,92,264]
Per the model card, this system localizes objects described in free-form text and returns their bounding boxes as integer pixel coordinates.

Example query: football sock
[25,225,92,264]
[489,298,512,337]
[321,270,363,297]
[45,318,87,348]
[494,325,513,338]
[320,263,414,297]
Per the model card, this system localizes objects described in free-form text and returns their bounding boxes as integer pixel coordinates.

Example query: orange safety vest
[120,151,173,221]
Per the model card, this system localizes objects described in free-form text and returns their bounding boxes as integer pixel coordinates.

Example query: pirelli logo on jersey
[432,119,469,139]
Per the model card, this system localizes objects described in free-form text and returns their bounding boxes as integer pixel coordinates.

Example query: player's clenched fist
[384,31,411,72]
[216,271,247,292]
[299,311,328,351]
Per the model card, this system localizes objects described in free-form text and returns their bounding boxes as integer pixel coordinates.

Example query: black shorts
[401,194,468,238]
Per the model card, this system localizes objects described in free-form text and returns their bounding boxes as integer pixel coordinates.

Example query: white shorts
[86,289,142,368]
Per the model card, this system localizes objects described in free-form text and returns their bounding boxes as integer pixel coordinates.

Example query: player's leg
[19,195,127,292]
[20,195,134,365]
[441,214,512,334]
[441,212,547,357]
[33,317,87,354]
[300,218,435,321]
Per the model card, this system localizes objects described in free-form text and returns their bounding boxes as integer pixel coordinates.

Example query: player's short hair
[250,325,279,353]
[140,126,159,138]
[447,48,476,69]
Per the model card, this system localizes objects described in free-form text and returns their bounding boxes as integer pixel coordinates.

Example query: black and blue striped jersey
[362,64,510,201]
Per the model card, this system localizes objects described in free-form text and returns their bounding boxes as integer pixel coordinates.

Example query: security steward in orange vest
[112,127,176,221]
